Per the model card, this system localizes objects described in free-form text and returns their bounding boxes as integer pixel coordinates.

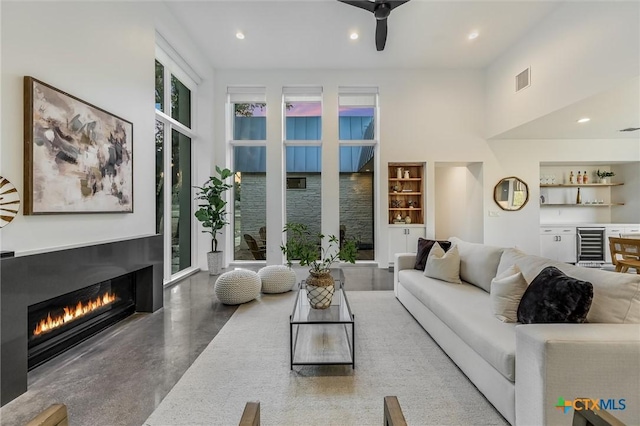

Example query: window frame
[155,45,198,282]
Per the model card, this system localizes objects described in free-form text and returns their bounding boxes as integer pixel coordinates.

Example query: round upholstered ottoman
[214,269,261,305]
[258,265,297,294]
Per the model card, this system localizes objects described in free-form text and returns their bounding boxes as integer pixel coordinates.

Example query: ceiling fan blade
[375,18,388,51]
[337,0,376,13]
[387,0,410,11]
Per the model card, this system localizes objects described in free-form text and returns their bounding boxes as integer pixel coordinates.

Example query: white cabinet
[388,226,425,266]
[540,226,576,263]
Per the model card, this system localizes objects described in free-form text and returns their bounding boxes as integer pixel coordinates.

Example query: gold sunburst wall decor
[0,176,20,227]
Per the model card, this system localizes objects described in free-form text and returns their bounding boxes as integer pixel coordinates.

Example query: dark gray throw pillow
[414,238,452,271]
[517,266,593,324]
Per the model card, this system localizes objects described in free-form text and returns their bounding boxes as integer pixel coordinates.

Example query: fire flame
[33,292,117,337]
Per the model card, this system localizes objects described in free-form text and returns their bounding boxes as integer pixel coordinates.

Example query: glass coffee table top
[289,279,355,369]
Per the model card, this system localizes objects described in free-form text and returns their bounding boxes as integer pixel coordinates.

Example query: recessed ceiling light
[350,32,359,40]
[577,117,591,123]
[468,31,479,40]
[236,32,245,40]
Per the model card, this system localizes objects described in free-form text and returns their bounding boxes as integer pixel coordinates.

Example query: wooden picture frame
[24,76,133,214]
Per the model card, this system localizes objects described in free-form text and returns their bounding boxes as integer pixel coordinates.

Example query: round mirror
[493,177,529,211]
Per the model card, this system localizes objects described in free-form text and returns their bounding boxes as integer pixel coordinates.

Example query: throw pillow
[423,243,462,284]
[517,266,593,324]
[414,238,452,270]
[490,265,529,323]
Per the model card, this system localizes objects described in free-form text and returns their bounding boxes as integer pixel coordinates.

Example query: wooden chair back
[384,396,407,426]
[259,226,267,245]
[244,234,266,260]
[609,237,640,274]
[239,401,260,426]
[26,404,68,426]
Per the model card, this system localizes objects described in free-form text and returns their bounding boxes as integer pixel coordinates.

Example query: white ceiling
[164,0,639,139]
[492,76,640,140]
[164,0,560,69]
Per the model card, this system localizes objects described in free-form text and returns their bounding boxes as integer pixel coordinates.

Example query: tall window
[228,87,267,261]
[155,53,196,278]
[338,88,378,260]
[283,87,323,237]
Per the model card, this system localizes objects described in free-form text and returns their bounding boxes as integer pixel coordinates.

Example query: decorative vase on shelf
[404,216,412,224]
[396,167,403,179]
[404,170,410,179]
[305,270,335,309]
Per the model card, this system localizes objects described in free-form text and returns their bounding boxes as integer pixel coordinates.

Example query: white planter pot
[207,251,223,275]
[599,177,609,184]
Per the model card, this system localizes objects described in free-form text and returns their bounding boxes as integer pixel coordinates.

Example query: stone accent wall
[286,174,322,237]
[237,173,374,249]
[339,173,374,247]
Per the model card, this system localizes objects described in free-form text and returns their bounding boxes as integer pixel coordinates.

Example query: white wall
[434,164,483,242]
[486,139,640,254]
[1,1,156,255]
[0,2,215,271]
[215,69,491,266]
[611,162,640,224]
[486,2,640,138]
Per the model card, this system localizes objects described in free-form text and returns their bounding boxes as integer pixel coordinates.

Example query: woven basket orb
[214,269,261,305]
[257,265,297,294]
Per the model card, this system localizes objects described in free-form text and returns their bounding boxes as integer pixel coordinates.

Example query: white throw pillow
[490,264,529,323]
[423,243,462,284]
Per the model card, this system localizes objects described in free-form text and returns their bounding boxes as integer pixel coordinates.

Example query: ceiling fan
[338,0,411,51]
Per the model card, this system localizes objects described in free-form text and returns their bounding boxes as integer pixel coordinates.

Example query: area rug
[143,291,508,426]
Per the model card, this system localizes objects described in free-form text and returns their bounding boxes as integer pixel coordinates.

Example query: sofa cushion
[399,271,516,381]
[414,238,452,270]
[490,264,529,323]
[424,243,461,284]
[498,248,640,324]
[449,237,504,293]
[517,266,593,324]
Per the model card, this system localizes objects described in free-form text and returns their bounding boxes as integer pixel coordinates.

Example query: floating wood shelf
[389,208,423,211]
[540,203,625,207]
[389,192,422,196]
[540,183,624,188]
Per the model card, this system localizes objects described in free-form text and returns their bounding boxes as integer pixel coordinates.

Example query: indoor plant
[194,166,234,275]
[596,170,615,184]
[281,222,357,309]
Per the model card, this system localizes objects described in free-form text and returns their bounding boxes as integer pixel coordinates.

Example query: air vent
[515,68,531,92]
[619,127,640,132]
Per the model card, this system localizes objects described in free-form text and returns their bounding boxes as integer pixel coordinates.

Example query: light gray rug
[144,291,508,426]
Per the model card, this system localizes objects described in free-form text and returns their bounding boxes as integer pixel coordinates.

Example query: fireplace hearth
[1,235,163,406]
[28,273,136,369]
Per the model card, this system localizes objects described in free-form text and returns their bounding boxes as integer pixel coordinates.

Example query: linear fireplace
[28,273,136,369]
[1,235,163,406]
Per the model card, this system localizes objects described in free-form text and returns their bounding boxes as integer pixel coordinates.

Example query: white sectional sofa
[393,238,640,426]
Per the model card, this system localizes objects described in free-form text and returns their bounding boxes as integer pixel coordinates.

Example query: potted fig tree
[194,166,233,275]
[281,222,357,309]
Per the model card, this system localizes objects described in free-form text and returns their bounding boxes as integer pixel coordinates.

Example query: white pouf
[214,269,261,305]
[258,265,297,294]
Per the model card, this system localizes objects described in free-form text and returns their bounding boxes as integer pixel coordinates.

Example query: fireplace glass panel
[27,273,136,369]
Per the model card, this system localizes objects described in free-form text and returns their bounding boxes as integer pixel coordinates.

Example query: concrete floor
[0,266,393,426]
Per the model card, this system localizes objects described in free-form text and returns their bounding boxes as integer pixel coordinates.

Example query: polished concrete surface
[0,266,393,426]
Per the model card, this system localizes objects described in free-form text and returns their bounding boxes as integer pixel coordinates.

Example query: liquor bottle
[583,171,588,184]
[577,171,583,184]
[576,187,582,204]
[569,171,574,184]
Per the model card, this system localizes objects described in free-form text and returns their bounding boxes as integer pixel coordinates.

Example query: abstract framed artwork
[24,76,133,214]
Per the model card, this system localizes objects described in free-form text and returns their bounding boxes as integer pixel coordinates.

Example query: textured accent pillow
[423,243,461,284]
[490,265,529,323]
[517,266,593,324]
[414,238,452,270]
